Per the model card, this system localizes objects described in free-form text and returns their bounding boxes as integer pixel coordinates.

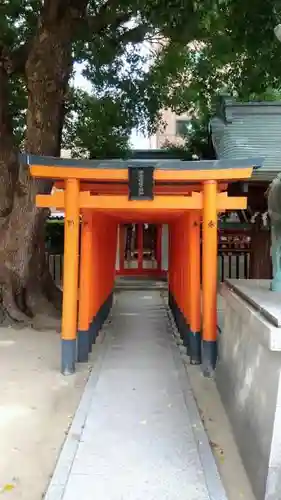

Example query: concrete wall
[216,280,281,500]
[153,109,191,148]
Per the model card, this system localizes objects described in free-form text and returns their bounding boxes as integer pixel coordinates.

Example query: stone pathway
[45,290,227,500]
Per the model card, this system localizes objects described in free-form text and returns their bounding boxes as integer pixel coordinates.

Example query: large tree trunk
[0,50,20,221]
[0,4,86,327]
[0,51,25,324]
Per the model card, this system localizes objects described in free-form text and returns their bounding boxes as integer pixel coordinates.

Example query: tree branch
[42,0,89,28]
[77,0,135,37]
[118,24,152,45]
[94,0,126,20]
[87,12,132,35]
[6,0,90,76]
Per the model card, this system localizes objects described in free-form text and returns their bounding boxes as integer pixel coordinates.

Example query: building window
[175,119,192,136]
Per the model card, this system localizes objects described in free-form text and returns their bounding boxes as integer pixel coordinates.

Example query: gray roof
[210,96,281,181]
[20,153,262,173]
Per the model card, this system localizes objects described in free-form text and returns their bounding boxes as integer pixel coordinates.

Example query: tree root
[26,276,62,331]
[1,286,32,327]
[0,273,62,331]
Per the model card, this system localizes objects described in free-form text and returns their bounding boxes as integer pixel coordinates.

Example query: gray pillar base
[88,328,93,353]
[182,322,190,354]
[61,339,76,375]
[77,330,89,363]
[90,319,98,345]
[202,340,217,378]
[189,330,201,365]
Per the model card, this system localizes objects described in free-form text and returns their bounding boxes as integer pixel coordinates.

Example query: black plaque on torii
[128,165,155,201]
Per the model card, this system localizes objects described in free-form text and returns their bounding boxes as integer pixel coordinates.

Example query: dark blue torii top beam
[20,153,263,171]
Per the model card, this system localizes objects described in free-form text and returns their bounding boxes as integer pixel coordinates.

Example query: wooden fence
[48,254,63,287]
[48,231,251,286]
[218,249,250,281]
[218,229,250,281]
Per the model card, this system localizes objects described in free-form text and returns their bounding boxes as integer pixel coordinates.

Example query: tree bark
[0,0,130,327]
[0,49,20,221]
[0,4,84,326]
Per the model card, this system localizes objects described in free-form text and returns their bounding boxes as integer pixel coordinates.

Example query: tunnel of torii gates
[25,153,262,377]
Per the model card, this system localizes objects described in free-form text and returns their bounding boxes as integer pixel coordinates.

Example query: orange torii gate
[24,154,262,376]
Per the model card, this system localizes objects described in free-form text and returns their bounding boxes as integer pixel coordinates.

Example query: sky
[73,62,151,150]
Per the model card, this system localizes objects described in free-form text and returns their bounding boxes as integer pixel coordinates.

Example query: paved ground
[183,362,256,500]
[45,290,227,500]
[0,326,90,499]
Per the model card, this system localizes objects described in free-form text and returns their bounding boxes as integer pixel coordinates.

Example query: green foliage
[63,89,133,158]
[0,1,39,146]
[3,0,281,160]
[156,1,281,159]
[45,220,64,253]
[155,1,281,118]
[163,115,216,160]
[0,0,39,48]
[9,76,27,146]
[1,0,208,157]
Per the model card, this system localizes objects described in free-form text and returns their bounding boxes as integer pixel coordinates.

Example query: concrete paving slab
[45,291,227,500]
